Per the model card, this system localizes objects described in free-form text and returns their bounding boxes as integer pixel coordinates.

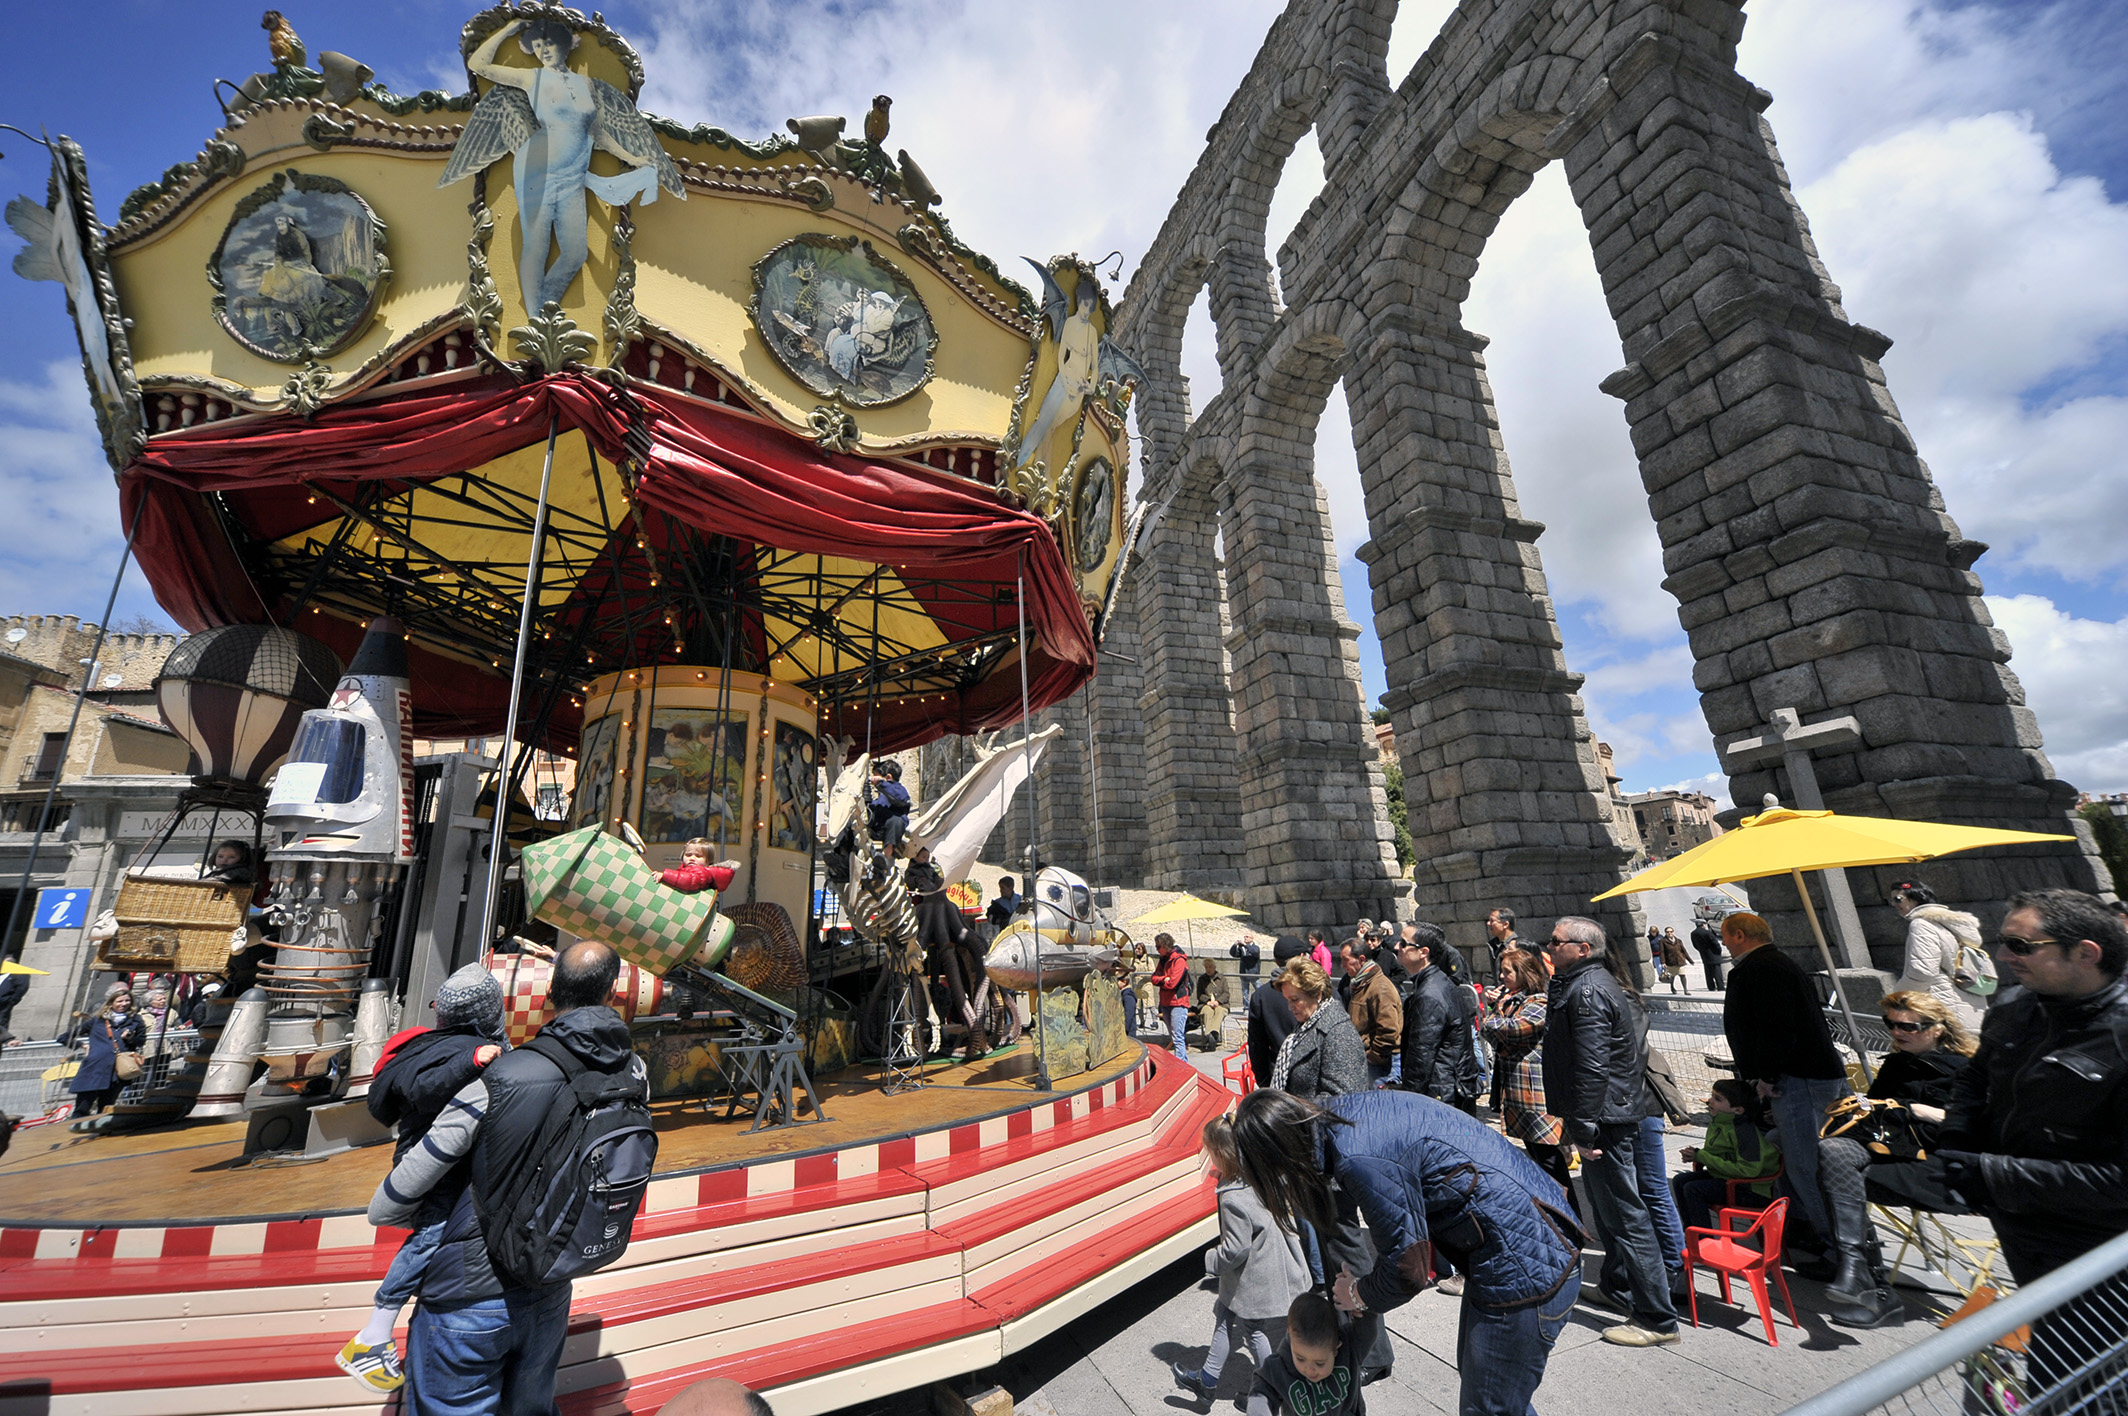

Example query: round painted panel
[1074,456,1117,572]
[751,235,936,407]
[209,171,389,362]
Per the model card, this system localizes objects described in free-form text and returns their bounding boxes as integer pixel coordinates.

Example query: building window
[1,799,68,833]
[26,733,65,783]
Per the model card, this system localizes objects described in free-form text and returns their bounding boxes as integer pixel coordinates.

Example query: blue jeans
[1456,1264,1580,1416]
[1767,1073,1850,1246]
[1635,1115,1686,1277]
[375,1219,445,1308]
[1671,1173,1733,1234]
[1169,1005,1188,1060]
[407,1283,573,1416]
[1585,1122,1678,1329]
[1120,989,1138,1039]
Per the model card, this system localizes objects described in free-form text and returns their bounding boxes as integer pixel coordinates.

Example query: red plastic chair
[1220,1048,1254,1095]
[1725,1163,1784,1211]
[1683,1197,1799,1346]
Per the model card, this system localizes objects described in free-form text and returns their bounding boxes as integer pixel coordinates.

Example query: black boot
[1827,1233,1902,1329]
[1826,1252,1872,1302]
[1823,1164,1874,1301]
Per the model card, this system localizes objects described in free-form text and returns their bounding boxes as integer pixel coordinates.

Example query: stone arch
[1094,0,2105,965]
[1221,298,1406,927]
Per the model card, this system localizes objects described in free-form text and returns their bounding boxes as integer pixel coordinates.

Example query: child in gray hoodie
[1173,1114,1314,1404]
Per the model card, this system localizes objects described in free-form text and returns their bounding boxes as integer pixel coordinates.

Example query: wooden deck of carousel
[0,1041,1227,1416]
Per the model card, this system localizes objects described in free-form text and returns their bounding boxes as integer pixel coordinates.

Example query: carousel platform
[0,1042,1225,1416]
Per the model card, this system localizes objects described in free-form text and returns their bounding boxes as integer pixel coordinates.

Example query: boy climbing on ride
[333,964,508,1392]
[868,759,911,854]
[660,836,739,894]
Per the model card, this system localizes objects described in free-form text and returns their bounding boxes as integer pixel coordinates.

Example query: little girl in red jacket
[660,837,739,894]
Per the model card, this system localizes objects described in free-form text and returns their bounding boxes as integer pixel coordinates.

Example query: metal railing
[1782,1226,2128,1416]
[0,1028,201,1119]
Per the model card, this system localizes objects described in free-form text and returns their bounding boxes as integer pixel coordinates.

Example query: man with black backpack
[368,940,655,1413]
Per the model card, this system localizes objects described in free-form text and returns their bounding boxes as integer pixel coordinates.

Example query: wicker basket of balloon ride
[100,875,247,973]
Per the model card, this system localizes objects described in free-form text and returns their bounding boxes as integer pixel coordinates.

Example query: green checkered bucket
[520,825,735,977]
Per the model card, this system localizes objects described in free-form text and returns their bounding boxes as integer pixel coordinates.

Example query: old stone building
[1006,0,2106,965]
[0,617,195,1039]
[1624,786,1720,861]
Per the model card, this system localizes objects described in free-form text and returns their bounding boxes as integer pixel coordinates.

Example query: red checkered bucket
[519,825,735,978]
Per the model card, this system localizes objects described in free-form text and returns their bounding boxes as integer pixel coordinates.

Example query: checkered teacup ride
[503,824,825,1129]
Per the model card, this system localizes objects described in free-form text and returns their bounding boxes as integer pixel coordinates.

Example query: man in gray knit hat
[335,962,508,1392]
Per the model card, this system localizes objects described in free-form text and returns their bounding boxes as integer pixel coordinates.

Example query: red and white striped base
[0,1049,1227,1416]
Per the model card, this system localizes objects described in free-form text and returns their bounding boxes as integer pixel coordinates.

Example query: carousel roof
[14,3,1137,756]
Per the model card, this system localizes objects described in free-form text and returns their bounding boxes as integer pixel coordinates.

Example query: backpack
[1953,941,1999,997]
[474,1032,658,1288]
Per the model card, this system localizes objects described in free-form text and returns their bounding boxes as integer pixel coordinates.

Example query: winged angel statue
[1007,259,1143,473]
[438,17,683,312]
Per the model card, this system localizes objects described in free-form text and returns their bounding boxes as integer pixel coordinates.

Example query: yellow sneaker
[336,1336,406,1393]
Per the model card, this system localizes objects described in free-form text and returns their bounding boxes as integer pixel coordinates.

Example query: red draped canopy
[119,371,1096,753]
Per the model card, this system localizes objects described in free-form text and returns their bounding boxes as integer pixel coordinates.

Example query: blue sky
[2,1,2125,803]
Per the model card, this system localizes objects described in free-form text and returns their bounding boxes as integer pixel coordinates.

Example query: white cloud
[1464,165,1677,643]
[630,0,1288,290]
[1734,0,2090,186]
[1986,594,2128,792]
[1657,771,1729,801]
[1798,113,2128,584]
[0,361,160,622]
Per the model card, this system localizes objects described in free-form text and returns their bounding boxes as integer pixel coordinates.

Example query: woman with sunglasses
[1814,990,1977,1327]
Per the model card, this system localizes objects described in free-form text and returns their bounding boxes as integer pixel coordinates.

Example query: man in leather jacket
[1870,888,2128,1396]
[1909,889,2128,1277]
[1540,916,1678,1347]
[1393,922,1477,1111]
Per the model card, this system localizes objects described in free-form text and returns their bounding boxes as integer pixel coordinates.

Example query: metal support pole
[1084,677,1103,888]
[1,505,140,960]
[478,414,561,951]
[1018,549,1048,1090]
[1790,868,1875,1087]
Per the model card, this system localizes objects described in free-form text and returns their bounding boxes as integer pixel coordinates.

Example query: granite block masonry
[1026,0,2109,958]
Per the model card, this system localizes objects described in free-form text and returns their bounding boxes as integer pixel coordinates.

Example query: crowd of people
[1169,887,2128,1416]
[5,842,2124,1416]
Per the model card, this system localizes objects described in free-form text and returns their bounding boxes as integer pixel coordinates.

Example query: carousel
[0,9,1221,1413]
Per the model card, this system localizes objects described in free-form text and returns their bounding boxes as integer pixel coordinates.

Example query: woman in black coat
[1817,989,1976,1323]
[1267,957,1369,1102]
[69,982,146,1116]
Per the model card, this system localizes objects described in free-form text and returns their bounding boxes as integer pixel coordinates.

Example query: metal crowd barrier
[0,1029,202,1120]
[1782,1226,2128,1416]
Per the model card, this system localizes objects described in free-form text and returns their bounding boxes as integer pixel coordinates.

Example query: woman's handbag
[1820,1093,1930,1161]
[113,1050,144,1082]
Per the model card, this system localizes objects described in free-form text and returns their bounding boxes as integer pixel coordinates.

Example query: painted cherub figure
[439,16,684,312]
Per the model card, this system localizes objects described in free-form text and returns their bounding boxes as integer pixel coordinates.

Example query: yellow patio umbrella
[1594,805,2074,1081]
[1125,893,1248,955]
[1,959,48,975]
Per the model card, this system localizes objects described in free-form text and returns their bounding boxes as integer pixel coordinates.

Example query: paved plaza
[826,1029,1979,1416]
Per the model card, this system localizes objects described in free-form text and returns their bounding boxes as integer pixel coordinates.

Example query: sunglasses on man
[1995,935,2061,957]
